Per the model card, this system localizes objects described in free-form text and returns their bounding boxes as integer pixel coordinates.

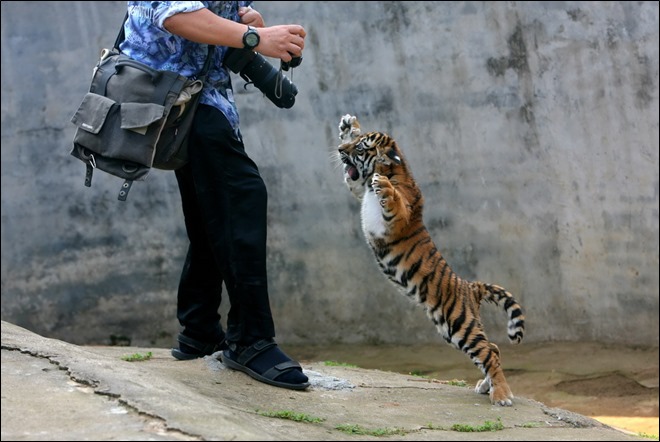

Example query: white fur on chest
[361,189,387,239]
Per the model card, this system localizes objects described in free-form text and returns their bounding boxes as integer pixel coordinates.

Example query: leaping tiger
[335,114,525,406]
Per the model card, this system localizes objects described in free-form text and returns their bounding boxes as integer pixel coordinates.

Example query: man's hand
[255,25,306,62]
[238,6,264,28]
[239,6,305,62]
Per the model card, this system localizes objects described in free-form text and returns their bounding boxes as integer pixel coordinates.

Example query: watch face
[245,32,259,48]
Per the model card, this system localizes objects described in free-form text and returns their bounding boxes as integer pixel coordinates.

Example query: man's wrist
[242,25,260,50]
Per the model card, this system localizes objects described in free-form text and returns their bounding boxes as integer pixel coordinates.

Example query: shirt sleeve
[146,2,208,31]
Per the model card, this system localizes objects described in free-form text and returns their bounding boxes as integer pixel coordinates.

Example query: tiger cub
[336,114,525,406]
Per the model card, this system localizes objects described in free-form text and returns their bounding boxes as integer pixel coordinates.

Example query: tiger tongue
[346,165,359,181]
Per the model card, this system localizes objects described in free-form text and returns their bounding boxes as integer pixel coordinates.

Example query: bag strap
[114,12,215,79]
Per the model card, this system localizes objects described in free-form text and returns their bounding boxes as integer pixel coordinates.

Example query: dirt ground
[286,341,659,437]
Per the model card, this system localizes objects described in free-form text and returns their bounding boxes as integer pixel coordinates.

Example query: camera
[224,48,299,109]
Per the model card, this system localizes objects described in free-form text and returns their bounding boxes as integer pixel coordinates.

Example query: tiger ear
[386,149,402,165]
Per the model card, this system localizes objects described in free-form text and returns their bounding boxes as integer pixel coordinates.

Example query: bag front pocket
[71,94,166,167]
[120,102,166,135]
[71,92,115,135]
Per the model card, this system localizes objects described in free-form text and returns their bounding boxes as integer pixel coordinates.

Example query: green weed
[257,410,325,424]
[444,379,468,387]
[121,351,152,362]
[335,424,408,436]
[450,417,504,432]
[324,360,358,368]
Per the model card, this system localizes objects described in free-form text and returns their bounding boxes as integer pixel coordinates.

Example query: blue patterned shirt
[119,1,252,136]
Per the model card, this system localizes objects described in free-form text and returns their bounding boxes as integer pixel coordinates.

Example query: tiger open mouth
[343,160,360,181]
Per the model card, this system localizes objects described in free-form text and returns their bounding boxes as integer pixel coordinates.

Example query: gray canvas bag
[70,14,214,201]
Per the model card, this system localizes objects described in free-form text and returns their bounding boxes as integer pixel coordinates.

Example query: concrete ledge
[1,320,646,441]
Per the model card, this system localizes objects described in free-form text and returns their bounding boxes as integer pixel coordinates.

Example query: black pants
[174,104,275,345]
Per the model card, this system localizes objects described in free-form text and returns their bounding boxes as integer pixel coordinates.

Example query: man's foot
[220,339,310,390]
[171,333,227,360]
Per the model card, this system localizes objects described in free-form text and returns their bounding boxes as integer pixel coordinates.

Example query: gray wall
[2,1,658,348]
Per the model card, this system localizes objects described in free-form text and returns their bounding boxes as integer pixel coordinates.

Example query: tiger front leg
[372,174,409,227]
[338,114,361,143]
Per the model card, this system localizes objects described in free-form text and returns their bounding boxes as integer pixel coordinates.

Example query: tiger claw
[371,173,381,192]
[338,114,361,142]
[494,398,513,407]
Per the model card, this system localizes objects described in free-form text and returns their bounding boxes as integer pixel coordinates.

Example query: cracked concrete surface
[1,321,649,441]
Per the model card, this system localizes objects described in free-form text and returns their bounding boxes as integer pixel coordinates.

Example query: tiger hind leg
[465,337,514,406]
[475,375,491,395]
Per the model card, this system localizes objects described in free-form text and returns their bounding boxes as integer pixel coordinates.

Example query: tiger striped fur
[336,114,525,406]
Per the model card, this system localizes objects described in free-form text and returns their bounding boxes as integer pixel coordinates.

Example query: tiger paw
[338,114,361,143]
[475,377,491,395]
[489,383,514,406]
[372,173,395,208]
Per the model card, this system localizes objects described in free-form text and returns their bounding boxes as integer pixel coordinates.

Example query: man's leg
[187,105,308,388]
[172,163,225,358]
[187,105,275,343]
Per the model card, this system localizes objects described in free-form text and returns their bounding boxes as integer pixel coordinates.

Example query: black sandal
[171,333,226,361]
[220,339,310,390]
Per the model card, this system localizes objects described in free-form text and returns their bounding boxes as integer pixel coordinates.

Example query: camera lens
[241,54,298,108]
[224,48,298,109]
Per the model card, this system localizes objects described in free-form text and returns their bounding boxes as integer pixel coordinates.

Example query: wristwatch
[242,26,260,50]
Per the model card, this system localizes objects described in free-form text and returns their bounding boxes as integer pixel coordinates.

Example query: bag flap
[120,102,165,134]
[70,93,115,134]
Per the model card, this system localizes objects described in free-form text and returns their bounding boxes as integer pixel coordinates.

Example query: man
[120,1,309,390]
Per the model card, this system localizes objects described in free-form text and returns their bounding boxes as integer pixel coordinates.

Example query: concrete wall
[1,1,658,348]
